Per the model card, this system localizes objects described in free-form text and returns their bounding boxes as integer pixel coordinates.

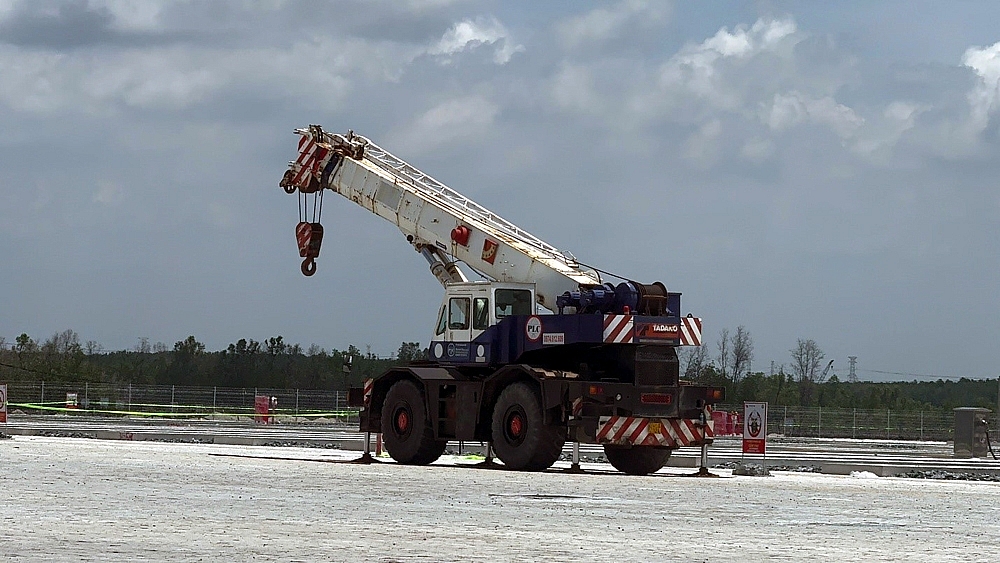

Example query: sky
[1,0,999,382]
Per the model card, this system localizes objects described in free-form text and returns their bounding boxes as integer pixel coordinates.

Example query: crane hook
[301,257,317,276]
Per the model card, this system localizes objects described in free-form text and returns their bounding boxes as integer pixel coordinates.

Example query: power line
[859,368,996,381]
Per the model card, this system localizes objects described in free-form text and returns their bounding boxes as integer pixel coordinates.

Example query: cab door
[446,293,472,344]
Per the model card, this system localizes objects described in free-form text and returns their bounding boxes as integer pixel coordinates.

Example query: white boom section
[290,126,601,309]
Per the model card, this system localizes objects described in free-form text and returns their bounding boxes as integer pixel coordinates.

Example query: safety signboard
[0,384,7,423]
[742,401,767,454]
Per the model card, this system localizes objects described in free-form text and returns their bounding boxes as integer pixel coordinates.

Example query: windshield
[494,289,532,319]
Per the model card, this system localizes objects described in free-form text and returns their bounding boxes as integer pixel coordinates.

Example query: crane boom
[281,125,601,310]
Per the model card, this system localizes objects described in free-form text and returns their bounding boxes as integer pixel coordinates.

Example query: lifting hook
[301,257,317,276]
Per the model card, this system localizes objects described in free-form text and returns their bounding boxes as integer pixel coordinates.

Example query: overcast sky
[2,1,999,382]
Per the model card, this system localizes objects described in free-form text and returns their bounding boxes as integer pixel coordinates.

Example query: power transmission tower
[848,356,858,383]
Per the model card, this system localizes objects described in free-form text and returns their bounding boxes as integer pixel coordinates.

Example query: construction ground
[2,431,999,562]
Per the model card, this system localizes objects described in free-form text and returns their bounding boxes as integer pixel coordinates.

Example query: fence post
[213,387,217,414]
[920,410,923,441]
[85,382,88,409]
[128,383,132,411]
[171,385,175,413]
[295,389,299,416]
[852,408,856,440]
[886,409,891,439]
[41,380,45,405]
[783,405,788,436]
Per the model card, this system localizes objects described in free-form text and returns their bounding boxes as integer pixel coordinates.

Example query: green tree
[396,342,425,362]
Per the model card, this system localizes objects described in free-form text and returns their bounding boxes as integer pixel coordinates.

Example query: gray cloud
[0,0,211,49]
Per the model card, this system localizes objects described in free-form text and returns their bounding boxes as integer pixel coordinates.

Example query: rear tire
[603,446,671,475]
[381,380,447,465]
[491,382,565,471]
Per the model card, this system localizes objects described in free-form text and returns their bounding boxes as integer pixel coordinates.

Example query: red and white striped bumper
[596,416,714,447]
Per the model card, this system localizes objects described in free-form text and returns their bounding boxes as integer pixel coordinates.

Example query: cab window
[449,297,470,330]
[435,305,447,335]
[473,298,490,330]
[495,289,532,319]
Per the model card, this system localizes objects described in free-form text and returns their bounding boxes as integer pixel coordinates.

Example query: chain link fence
[3,381,356,425]
[714,404,996,442]
[3,382,991,442]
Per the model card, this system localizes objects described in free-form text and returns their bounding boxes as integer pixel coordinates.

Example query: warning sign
[0,384,7,424]
[742,401,767,454]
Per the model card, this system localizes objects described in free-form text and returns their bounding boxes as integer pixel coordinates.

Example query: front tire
[491,382,565,471]
[603,445,672,475]
[381,380,447,465]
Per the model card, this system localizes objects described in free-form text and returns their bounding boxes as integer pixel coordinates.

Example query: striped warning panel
[595,416,714,447]
[363,378,374,405]
[603,314,634,343]
[679,317,703,346]
[291,135,330,187]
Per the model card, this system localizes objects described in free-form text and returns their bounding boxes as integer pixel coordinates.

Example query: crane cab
[429,281,535,361]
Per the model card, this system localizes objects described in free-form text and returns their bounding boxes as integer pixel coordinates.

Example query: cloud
[0,0,200,49]
[386,95,499,155]
[741,136,775,163]
[764,91,864,139]
[656,17,800,112]
[428,15,523,64]
[556,0,669,50]
[962,41,1000,131]
[0,33,424,114]
[550,63,601,114]
[849,101,927,158]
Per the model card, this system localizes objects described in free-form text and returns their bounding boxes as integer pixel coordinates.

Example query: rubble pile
[897,469,1000,482]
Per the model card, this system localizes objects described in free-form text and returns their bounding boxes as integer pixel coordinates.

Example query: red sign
[0,384,7,423]
[481,239,499,264]
[635,323,679,341]
[254,395,270,424]
[742,402,767,454]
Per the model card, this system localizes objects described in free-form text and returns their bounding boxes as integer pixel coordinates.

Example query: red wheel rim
[396,410,410,433]
[509,414,523,437]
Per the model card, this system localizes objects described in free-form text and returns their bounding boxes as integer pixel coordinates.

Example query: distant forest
[0,330,414,393]
[0,329,996,411]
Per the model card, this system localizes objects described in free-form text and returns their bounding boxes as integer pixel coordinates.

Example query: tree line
[1,329,996,411]
[0,330,423,392]
[679,326,998,411]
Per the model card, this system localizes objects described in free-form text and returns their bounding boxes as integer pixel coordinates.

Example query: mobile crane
[278,125,724,474]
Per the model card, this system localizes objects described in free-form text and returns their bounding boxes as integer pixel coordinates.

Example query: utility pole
[848,356,858,383]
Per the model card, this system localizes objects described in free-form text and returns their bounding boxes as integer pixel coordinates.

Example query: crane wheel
[380,380,446,465]
[491,382,565,471]
[603,445,672,476]
[301,258,317,276]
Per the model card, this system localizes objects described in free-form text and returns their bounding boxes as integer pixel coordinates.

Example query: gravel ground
[2,436,999,562]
